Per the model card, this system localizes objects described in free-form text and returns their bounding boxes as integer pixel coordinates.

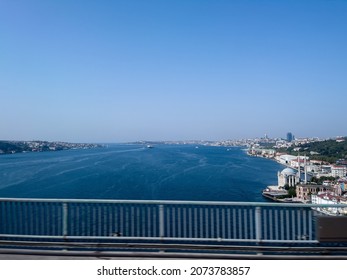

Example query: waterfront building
[247,148,275,158]
[262,167,299,200]
[276,154,298,165]
[262,185,289,198]
[290,157,309,169]
[278,168,299,188]
[296,184,333,202]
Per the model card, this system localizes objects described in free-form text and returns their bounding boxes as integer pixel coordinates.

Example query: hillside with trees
[276,137,347,164]
[0,140,102,155]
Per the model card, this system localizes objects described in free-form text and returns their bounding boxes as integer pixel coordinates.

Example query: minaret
[304,154,307,184]
[278,171,281,187]
[297,153,301,184]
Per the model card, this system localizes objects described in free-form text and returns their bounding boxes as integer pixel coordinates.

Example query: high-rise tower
[287,132,293,142]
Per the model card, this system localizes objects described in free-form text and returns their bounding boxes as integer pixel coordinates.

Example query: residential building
[296,184,333,202]
[311,192,347,215]
[331,165,347,178]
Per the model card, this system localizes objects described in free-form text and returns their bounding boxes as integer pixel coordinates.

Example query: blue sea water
[0,145,284,202]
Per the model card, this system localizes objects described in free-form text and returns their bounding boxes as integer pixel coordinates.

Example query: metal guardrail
[0,198,347,244]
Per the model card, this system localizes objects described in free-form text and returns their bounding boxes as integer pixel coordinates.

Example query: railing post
[255,206,262,243]
[62,202,68,237]
[159,204,164,238]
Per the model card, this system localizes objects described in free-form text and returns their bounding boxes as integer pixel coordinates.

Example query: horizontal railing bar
[0,234,319,243]
[0,197,346,208]
[1,240,340,252]
[1,249,347,260]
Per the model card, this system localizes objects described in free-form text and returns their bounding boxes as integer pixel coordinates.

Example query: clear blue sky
[1,0,346,142]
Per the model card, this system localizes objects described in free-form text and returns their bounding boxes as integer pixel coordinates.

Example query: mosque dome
[281,168,297,176]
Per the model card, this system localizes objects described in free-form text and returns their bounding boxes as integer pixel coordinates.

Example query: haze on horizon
[1,0,346,143]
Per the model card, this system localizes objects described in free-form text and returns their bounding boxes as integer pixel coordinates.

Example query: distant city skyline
[1,0,346,143]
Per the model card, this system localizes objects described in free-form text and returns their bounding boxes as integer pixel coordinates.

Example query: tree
[288,187,296,197]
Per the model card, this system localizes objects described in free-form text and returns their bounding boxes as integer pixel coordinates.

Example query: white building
[290,159,305,169]
[278,168,299,188]
[316,165,332,178]
[305,164,321,173]
[331,165,347,178]
[277,155,298,166]
[311,192,347,215]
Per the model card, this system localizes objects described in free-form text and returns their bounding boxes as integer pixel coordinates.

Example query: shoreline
[246,149,290,169]
[247,149,304,203]
[262,192,302,203]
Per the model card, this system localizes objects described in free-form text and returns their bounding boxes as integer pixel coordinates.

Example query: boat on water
[146,145,154,149]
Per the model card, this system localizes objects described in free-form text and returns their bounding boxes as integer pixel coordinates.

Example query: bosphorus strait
[0,145,283,202]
